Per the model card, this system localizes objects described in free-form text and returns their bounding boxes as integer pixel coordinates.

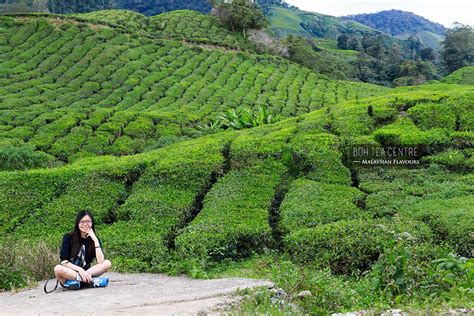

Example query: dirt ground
[0,272,273,315]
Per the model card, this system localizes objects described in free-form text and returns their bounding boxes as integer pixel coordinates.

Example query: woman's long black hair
[69,210,96,261]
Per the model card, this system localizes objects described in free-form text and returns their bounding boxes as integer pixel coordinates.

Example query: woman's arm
[60,260,85,272]
[88,229,105,263]
[94,240,105,264]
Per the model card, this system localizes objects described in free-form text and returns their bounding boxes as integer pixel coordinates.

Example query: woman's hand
[78,268,92,283]
[86,228,99,244]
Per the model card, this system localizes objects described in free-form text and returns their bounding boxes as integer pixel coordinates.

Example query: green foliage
[0,169,78,235]
[279,179,367,234]
[0,11,473,312]
[424,149,473,171]
[104,137,227,269]
[284,35,349,80]
[14,173,127,237]
[373,117,449,149]
[441,66,474,85]
[407,196,474,257]
[148,10,251,49]
[407,102,456,130]
[175,159,286,265]
[0,142,55,171]
[0,239,57,291]
[442,24,474,74]
[289,132,351,185]
[0,15,387,164]
[285,217,432,275]
[230,125,295,168]
[343,10,446,37]
[74,10,148,29]
[371,232,418,299]
[213,0,267,36]
[423,254,474,296]
[217,105,278,130]
[370,234,473,304]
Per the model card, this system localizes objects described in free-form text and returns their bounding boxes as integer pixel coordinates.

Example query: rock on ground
[0,272,273,315]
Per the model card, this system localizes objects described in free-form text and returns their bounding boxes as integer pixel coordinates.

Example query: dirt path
[0,272,272,315]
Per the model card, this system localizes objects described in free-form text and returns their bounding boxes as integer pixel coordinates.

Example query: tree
[420,47,435,61]
[384,44,402,81]
[442,23,474,73]
[354,53,377,82]
[337,34,349,49]
[407,35,422,59]
[347,36,362,51]
[211,0,267,37]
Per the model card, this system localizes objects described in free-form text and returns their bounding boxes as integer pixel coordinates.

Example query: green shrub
[407,196,474,257]
[365,190,421,218]
[105,137,227,269]
[100,221,169,272]
[0,169,80,235]
[408,103,456,131]
[289,132,351,185]
[49,126,92,161]
[451,131,474,149]
[14,173,126,237]
[230,125,296,168]
[124,115,156,139]
[424,149,472,171]
[279,179,367,233]
[175,159,286,265]
[0,143,55,171]
[373,117,450,149]
[105,136,144,156]
[285,216,432,275]
[0,126,34,140]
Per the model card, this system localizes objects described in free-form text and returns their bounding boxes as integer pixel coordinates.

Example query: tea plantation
[0,11,473,313]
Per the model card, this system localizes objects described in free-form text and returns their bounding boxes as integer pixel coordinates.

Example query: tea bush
[407,196,474,257]
[175,159,286,264]
[285,216,432,275]
[279,179,367,233]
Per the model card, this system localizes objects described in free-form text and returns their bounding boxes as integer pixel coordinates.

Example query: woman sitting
[53,210,111,289]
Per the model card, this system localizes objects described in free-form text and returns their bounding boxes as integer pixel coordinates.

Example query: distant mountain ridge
[1,0,281,15]
[342,9,446,36]
[0,0,211,15]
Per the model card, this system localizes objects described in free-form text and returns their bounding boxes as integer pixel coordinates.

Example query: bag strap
[44,278,59,294]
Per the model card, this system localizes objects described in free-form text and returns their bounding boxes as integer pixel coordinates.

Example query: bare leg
[86,260,112,277]
[54,265,78,285]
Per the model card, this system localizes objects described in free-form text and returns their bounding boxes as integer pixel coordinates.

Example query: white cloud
[286,0,474,27]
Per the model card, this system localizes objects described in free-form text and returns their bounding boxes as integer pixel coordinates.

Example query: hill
[266,5,385,40]
[0,0,49,13]
[441,66,474,85]
[396,30,445,51]
[0,11,473,314]
[0,13,387,167]
[0,0,211,15]
[343,9,446,37]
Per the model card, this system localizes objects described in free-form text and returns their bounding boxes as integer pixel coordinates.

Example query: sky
[286,0,474,27]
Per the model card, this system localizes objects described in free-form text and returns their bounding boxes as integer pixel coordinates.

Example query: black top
[60,233,102,269]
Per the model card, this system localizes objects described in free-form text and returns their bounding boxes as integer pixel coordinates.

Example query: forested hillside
[0,9,473,314]
[0,0,211,15]
[343,10,446,36]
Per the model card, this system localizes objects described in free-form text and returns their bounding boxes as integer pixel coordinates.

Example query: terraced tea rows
[1,82,472,276]
[147,10,252,49]
[0,15,388,166]
[1,9,473,312]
